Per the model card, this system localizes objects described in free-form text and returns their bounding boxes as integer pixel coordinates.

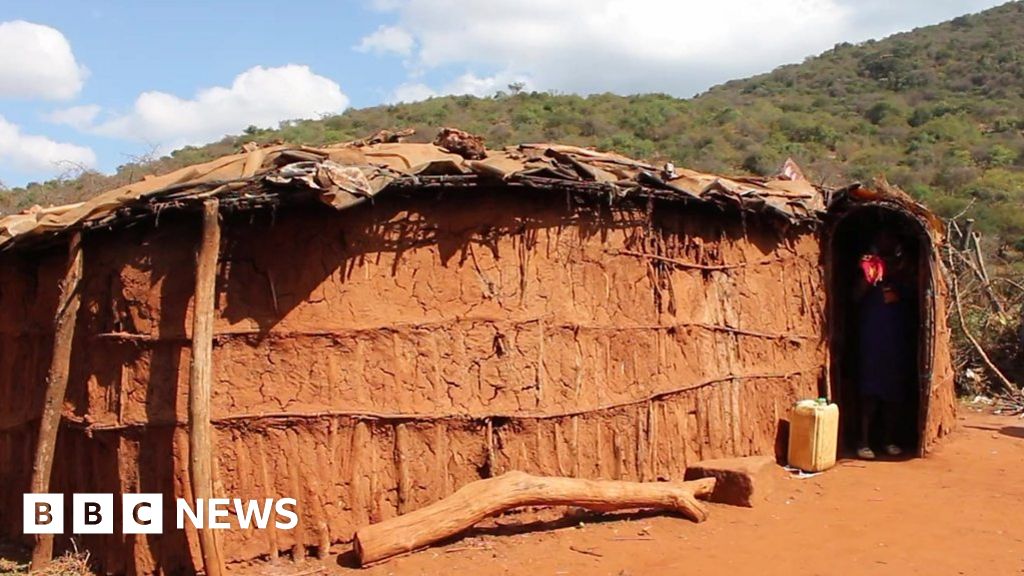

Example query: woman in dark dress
[854,232,915,459]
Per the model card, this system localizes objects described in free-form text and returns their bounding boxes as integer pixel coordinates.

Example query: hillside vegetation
[4,2,1024,249]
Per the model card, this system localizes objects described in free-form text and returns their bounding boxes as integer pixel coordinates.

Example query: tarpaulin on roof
[0,135,839,250]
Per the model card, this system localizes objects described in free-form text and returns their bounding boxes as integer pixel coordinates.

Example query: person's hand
[860,254,885,285]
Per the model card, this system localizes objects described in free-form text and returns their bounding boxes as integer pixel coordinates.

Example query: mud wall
[1,188,828,574]
[924,255,958,452]
[0,246,64,556]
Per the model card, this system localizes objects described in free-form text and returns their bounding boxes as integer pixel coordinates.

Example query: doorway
[827,205,933,457]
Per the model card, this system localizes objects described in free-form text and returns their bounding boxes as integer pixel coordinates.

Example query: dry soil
[305,406,1024,576]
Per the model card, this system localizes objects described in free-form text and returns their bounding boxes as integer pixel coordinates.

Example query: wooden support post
[188,200,225,576]
[395,423,411,515]
[484,418,495,477]
[29,232,83,570]
[959,218,975,251]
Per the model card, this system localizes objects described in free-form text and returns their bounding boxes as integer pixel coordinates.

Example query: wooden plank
[29,232,83,570]
[188,200,225,576]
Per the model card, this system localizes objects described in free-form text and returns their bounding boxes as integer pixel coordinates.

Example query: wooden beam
[29,232,84,570]
[353,471,716,565]
[188,200,225,576]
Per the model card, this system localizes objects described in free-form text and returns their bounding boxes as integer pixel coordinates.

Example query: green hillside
[5,1,1024,248]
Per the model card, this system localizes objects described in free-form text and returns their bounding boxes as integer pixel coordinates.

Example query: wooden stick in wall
[29,232,84,570]
[189,199,225,576]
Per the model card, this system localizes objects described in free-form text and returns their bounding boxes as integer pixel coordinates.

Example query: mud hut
[0,130,956,573]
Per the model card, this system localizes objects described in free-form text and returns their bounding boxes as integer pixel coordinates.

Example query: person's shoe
[884,444,903,457]
[857,445,876,460]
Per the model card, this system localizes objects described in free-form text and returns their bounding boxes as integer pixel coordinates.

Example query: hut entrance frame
[826,204,936,458]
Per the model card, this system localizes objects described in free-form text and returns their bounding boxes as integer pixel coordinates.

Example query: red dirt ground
[7,407,1018,575]
[270,406,1023,576]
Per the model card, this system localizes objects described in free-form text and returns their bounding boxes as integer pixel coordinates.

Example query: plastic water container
[787,398,839,472]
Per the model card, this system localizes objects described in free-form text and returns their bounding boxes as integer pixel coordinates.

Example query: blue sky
[0,0,1008,188]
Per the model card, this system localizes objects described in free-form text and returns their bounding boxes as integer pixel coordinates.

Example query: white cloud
[0,20,88,100]
[390,82,437,103]
[43,104,101,130]
[366,0,851,96]
[444,72,530,97]
[368,0,405,10]
[367,0,1004,97]
[0,115,96,174]
[356,25,415,55]
[89,65,348,149]
[833,0,1007,40]
[388,71,532,102]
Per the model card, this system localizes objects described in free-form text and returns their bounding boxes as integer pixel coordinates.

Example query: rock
[683,455,785,507]
[433,127,487,160]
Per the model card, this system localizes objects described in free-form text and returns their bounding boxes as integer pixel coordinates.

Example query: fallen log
[353,471,716,566]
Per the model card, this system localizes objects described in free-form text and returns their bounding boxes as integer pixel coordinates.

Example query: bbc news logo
[24,494,298,534]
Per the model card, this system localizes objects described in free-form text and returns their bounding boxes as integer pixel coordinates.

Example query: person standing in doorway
[854,231,914,459]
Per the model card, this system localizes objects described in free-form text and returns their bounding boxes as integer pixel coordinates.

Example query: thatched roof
[0,129,938,252]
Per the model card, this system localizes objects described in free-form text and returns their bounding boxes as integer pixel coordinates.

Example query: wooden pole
[29,232,83,570]
[959,219,975,251]
[970,231,1007,315]
[353,471,715,565]
[947,238,1017,393]
[189,200,225,576]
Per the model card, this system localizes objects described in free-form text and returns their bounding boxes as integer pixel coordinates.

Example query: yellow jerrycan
[787,398,839,472]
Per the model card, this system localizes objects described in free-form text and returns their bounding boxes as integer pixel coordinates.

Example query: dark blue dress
[857,281,914,403]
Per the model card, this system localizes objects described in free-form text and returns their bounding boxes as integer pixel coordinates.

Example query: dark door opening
[828,206,932,457]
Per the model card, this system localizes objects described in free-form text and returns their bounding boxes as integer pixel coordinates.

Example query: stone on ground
[683,455,785,507]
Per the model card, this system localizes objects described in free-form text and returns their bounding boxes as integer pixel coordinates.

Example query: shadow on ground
[336,508,672,568]
[964,423,1024,439]
[999,426,1024,439]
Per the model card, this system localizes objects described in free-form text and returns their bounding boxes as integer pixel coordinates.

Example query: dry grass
[0,557,24,576]
[0,551,93,576]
